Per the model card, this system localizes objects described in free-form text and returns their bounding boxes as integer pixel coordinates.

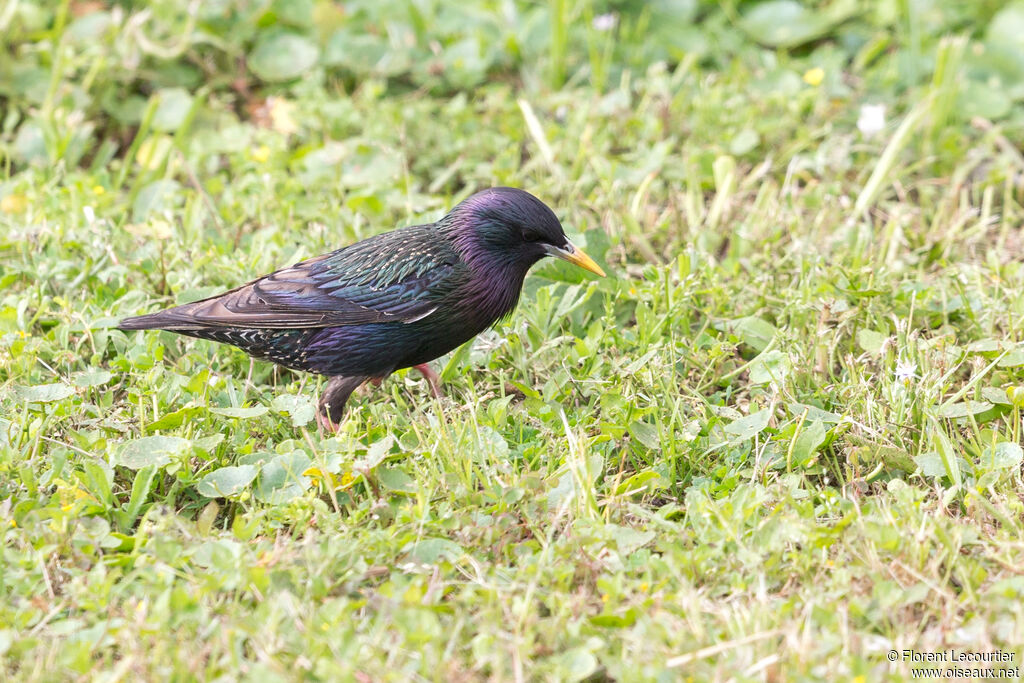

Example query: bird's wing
[143,224,462,330]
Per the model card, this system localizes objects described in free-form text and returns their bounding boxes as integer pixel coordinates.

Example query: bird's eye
[522,229,543,243]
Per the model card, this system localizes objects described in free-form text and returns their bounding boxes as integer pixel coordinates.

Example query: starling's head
[444,187,606,277]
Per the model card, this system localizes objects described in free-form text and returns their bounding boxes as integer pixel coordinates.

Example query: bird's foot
[316,375,369,434]
[414,363,442,398]
[317,410,342,434]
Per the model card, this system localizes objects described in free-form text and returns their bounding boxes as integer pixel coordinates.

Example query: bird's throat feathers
[439,213,534,324]
[460,262,527,326]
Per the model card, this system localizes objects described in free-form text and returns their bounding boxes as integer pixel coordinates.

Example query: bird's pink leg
[316,375,375,434]
[317,411,342,434]
[414,363,442,398]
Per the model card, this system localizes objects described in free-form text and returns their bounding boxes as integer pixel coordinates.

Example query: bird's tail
[117,311,167,330]
[117,305,204,331]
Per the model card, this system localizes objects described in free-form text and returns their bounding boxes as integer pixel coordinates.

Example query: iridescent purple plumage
[118,187,605,428]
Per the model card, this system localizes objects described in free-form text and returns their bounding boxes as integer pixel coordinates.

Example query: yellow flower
[600,593,609,603]
[251,145,271,164]
[303,467,356,490]
[803,67,824,87]
[1,194,27,214]
[93,185,106,196]
[639,582,649,592]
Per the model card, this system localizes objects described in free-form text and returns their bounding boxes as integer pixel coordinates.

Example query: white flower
[894,359,917,383]
[83,206,96,224]
[592,13,618,31]
[857,104,886,138]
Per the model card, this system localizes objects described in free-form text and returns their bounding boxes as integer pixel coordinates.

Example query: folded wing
[119,224,461,331]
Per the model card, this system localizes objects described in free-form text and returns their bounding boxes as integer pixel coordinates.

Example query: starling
[118,187,606,430]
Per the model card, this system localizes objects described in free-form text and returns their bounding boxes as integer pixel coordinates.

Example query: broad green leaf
[152,88,194,132]
[914,452,947,479]
[957,80,1012,121]
[932,429,962,487]
[13,122,46,164]
[272,0,315,26]
[198,465,258,498]
[787,402,842,424]
[408,538,463,564]
[988,3,1024,49]
[67,11,113,42]
[740,0,850,48]
[271,394,316,427]
[378,466,415,493]
[614,470,663,496]
[117,465,158,530]
[608,524,655,554]
[981,387,1011,405]
[998,348,1024,367]
[857,329,887,355]
[72,370,113,388]
[254,451,312,504]
[719,316,776,352]
[119,436,190,470]
[934,401,992,419]
[556,649,598,682]
[210,405,268,419]
[967,339,1002,354]
[589,609,639,628]
[194,433,226,453]
[553,283,595,319]
[82,460,113,508]
[475,426,510,460]
[359,434,394,470]
[15,383,74,403]
[982,442,1023,469]
[790,420,827,466]
[249,33,320,82]
[748,349,790,385]
[725,409,771,443]
[729,128,759,156]
[547,472,575,509]
[629,421,660,450]
[323,31,389,74]
[191,539,242,570]
[146,406,204,432]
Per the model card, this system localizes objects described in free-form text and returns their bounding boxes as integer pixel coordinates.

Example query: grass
[3,0,1024,680]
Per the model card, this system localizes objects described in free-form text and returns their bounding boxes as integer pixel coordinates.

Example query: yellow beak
[545,240,606,277]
